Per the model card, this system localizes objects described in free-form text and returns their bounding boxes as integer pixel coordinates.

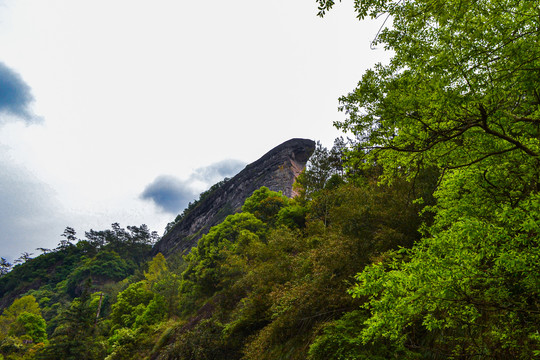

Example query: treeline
[1,128,538,358]
[0,223,159,359]
[0,141,438,359]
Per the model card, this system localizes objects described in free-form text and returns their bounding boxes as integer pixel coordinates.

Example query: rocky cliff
[152,138,316,256]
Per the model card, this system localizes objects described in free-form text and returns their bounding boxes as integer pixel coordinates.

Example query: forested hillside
[1,0,539,359]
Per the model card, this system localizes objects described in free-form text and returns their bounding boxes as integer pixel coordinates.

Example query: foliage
[0,223,160,359]
[241,187,290,225]
[66,251,133,297]
[0,295,47,359]
[13,312,47,343]
[0,169,434,360]
[109,281,154,330]
[308,310,411,360]
[0,296,41,337]
[3,0,540,358]
[332,0,540,179]
[144,254,181,318]
[294,139,345,200]
[351,180,540,358]
[180,212,267,307]
[318,0,540,358]
[39,281,107,360]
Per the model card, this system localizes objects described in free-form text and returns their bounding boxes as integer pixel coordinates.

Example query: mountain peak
[152,138,315,256]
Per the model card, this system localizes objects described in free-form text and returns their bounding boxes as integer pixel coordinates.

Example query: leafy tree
[83,223,157,264]
[35,248,52,255]
[242,187,290,225]
[0,295,41,337]
[0,295,47,358]
[13,312,47,343]
[308,310,408,360]
[13,252,34,265]
[143,253,168,286]
[317,0,540,358]
[144,253,181,318]
[294,140,348,204]
[351,173,540,358]
[276,204,308,229]
[109,281,154,330]
[329,0,540,180]
[181,212,267,304]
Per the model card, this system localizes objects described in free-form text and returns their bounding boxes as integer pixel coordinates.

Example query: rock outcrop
[152,138,315,256]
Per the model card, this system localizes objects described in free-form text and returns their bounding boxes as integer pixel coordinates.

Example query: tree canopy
[317,0,540,358]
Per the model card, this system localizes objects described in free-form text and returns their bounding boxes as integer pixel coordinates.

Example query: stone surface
[152,138,315,256]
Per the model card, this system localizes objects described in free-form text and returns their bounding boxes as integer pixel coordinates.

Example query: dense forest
[1,0,539,359]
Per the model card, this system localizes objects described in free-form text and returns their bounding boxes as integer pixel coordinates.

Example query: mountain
[152,138,316,256]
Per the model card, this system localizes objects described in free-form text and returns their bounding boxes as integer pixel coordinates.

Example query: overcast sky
[0,0,388,261]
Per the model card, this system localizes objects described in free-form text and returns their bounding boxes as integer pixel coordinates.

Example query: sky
[0,0,388,261]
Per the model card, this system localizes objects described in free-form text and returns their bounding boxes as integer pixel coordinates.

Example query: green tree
[40,281,105,360]
[57,226,77,249]
[65,250,133,297]
[242,187,289,225]
[144,253,180,318]
[110,281,154,330]
[319,0,540,358]
[143,253,168,286]
[294,141,345,200]
[182,212,267,301]
[0,295,41,338]
[0,258,10,277]
[330,0,540,180]
[13,312,47,343]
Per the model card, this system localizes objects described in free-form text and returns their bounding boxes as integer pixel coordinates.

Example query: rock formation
[152,138,315,256]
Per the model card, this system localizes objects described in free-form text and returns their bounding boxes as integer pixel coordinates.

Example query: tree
[294,141,346,201]
[58,227,77,249]
[36,247,52,254]
[144,253,180,318]
[41,281,106,360]
[109,281,154,329]
[13,312,47,343]
[181,212,267,305]
[319,0,540,357]
[242,187,290,225]
[0,295,41,334]
[143,253,168,286]
[329,0,540,180]
[13,252,33,265]
[0,258,11,276]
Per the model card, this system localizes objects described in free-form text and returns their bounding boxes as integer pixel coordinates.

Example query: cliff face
[152,138,315,256]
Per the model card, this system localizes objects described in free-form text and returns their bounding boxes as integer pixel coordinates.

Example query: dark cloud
[140,175,197,214]
[193,159,245,183]
[0,62,40,123]
[141,159,245,214]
